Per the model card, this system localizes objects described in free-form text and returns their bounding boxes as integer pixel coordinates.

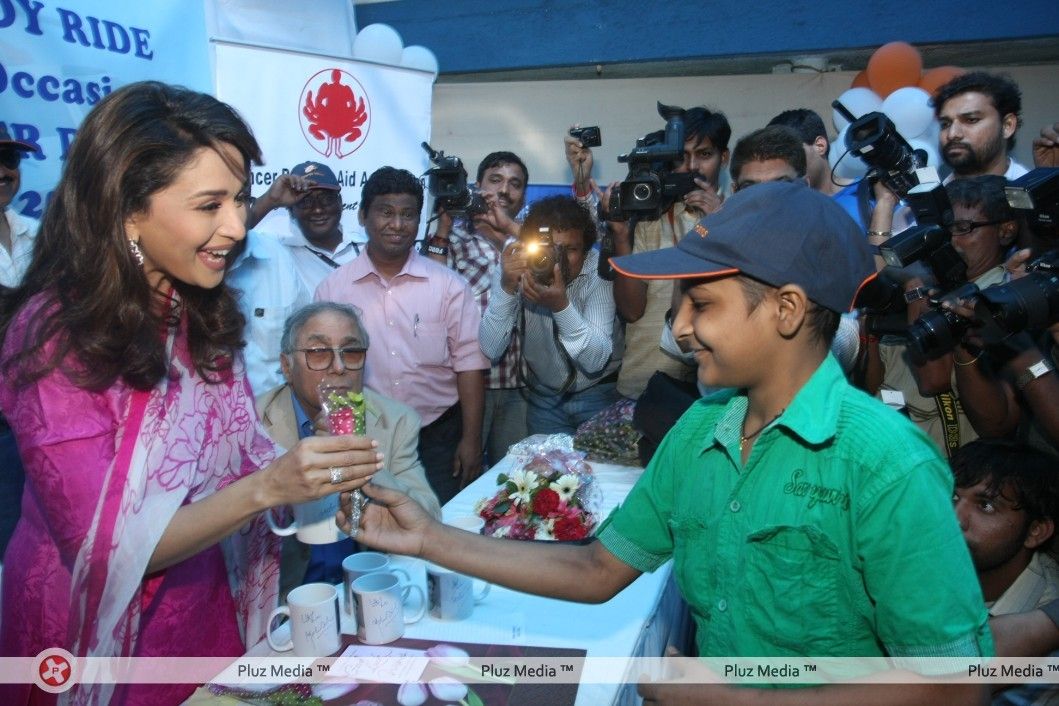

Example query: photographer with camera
[587,106,730,400]
[867,72,1029,246]
[479,196,622,435]
[424,150,530,466]
[866,176,1018,455]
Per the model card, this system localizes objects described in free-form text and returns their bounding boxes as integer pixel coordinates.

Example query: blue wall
[357,1,1059,74]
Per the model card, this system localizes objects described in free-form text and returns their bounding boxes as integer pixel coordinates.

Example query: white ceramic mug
[267,583,342,656]
[342,552,411,619]
[426,563,491,621]
[266,496,343,545]
[352,572,426,644]
[446,515,486,534]
[386,554,428,614]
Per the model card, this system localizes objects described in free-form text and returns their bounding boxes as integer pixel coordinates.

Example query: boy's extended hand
[337,482,435,557]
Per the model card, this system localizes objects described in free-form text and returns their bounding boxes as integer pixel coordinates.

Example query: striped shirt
[479,248,623,394]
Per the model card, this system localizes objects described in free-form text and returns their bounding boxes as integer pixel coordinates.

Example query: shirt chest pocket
[412,321,449,366]
[742,524,842,655]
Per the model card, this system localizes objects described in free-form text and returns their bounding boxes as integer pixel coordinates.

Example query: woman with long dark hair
[0,81,378,704]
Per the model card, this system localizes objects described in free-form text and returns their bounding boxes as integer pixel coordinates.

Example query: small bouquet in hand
[475,449,599,541]
[318,383,368,533]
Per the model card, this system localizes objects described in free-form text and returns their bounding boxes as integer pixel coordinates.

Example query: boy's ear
[774,284,810,338]
[1026,517,1055,551]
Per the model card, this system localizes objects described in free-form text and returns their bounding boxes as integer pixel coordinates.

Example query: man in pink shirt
[316,167,488,503]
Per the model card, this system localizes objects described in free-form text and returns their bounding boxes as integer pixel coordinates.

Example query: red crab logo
[299,68,371,158]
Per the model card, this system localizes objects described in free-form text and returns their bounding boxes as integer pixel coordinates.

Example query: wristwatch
[1016,358,1055,390]
[903,286,932,304]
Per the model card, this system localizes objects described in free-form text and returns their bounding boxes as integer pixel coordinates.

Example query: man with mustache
[934,72,1028,181]
[425,152,530,466]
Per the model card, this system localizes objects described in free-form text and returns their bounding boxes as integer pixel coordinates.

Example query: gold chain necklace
[739,409,785,452]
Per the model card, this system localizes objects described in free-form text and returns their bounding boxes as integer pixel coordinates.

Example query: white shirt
[0,209,39,287]
[228,231,312,395]
[277,218,361,294]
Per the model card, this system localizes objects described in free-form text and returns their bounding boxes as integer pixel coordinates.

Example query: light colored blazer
[256,384,442,602]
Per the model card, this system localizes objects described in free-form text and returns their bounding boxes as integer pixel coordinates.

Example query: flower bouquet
[319,383,368,531]
[475,449,599,542]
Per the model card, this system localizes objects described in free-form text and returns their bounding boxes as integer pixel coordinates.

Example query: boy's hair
[945,175,1016,223]
[768,109,829,156]
[476,151,529,185]
[951,440,1059,524]
[520,195,596,249]
[737,274,839,347]
[360,166,424,214]
[728,126,807,185]
[932,71,1022,151]
[684,106,732,152]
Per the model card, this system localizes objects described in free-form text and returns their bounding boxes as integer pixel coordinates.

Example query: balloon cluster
[352,23,440,79]
[830,42,965,180]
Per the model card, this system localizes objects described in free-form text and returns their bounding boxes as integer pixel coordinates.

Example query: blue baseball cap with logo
[290,161,341,190]
[610,181,875,313]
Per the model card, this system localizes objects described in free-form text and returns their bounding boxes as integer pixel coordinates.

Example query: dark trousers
[417,402,462,505]
[0,425,25,559]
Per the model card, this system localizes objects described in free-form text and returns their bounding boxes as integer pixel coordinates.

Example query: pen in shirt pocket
[413,313,420,338]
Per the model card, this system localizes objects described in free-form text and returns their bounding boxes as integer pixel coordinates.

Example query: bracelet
[953,350,982,366]
[427,244,448,257]
[867,230,891,240]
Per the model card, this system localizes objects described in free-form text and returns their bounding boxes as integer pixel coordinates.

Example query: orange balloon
[918,66,966,97]
[866,41,923,97]
[851,70,870,88]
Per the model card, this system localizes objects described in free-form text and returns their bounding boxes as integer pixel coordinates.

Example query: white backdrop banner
[0,0,211,219]
[214,42,434,243]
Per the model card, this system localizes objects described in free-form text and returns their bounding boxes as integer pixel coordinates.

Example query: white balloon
[829,125,868,180]
[883,87,934,141]
[832,87,883,133]
[401,45,439,77]
[352,24,404,65]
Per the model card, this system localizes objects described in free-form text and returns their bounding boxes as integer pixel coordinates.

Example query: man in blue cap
[343,181,991,704]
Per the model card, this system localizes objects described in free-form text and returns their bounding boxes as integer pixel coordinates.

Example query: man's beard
[943,129,1006,176]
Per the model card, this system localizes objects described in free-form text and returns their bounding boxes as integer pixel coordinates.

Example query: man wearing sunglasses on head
[0,125,39,289]
[257,302,441,601]
[0,124,39,561]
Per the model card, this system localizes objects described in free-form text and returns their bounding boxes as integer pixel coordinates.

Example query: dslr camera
[569,125,601,148]
[517,226,567,286]
[422,142,489,217]
[609,102,694,219]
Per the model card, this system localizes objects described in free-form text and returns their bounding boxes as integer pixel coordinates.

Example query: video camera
[608,102,693,219]
[517,226,567,286]
[834,101,930,200]
[421,142,489,217]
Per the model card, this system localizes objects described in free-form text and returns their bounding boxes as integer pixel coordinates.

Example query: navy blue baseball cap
[610,181,876,313]
[290,161,341,190]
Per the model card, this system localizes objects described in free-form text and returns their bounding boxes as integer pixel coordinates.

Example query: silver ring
[329,467,343,485]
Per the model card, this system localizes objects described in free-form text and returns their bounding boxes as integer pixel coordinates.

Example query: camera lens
[978,271,1059,333]
[908,308,972,358]
[632,183,654,202]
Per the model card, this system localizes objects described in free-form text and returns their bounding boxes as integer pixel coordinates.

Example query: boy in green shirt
[345,181,991,704]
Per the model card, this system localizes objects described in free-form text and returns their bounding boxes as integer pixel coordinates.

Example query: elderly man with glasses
[256,301,441,601]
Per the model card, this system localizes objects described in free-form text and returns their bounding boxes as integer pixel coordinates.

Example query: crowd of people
[0,68,1057,705]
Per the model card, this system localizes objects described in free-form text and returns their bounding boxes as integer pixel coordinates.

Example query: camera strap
[932,392,961,459]
[516,303,576,397]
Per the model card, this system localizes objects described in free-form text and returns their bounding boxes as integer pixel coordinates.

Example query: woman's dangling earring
[127,239,145,266]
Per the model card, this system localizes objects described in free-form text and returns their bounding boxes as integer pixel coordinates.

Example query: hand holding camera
[521,261,570,313]
[565,125,600,195]
[682,177,724,217]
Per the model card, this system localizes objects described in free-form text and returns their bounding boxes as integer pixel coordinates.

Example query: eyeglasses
[296,347,366,371]
[293,191,341,211]
[0,149,22,170]
[950,219,1006,236]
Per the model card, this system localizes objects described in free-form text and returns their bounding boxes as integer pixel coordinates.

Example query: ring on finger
[329,467,343,485]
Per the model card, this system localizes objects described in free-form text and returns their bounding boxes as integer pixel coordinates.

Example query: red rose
[553,514,589,541]
[532,488,561,517]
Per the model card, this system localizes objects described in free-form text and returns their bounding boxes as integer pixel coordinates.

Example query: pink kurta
[0,295,280,705]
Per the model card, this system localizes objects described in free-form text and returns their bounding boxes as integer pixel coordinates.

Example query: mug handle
[473,579,491,603]
[266,606,294,652]
[401,584,427,623]
[265,507,298,537]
